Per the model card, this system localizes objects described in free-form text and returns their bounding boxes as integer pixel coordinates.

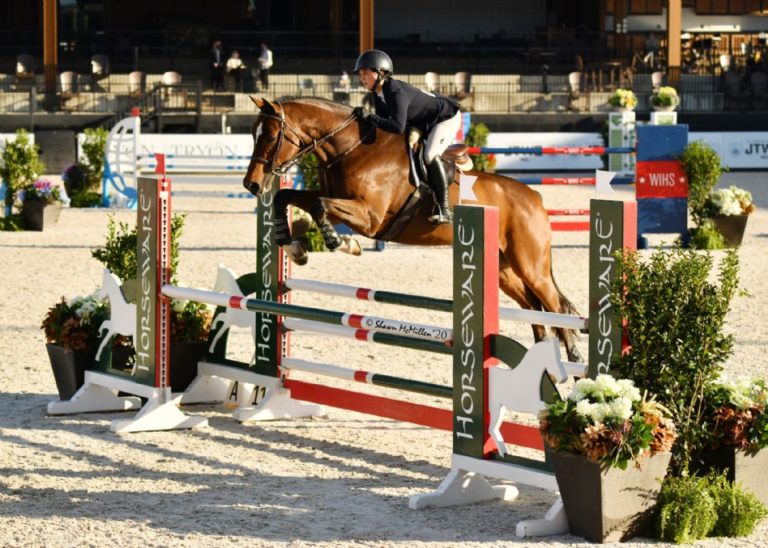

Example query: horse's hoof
[337,235,362,256]
[325,235,342,251]
[287,241,308,265]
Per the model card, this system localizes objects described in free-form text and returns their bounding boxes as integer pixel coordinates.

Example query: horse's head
[243,97,296,195]
[243,97,357,195]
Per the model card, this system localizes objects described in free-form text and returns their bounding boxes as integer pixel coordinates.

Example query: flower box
[46,343,94,400]
[551,450,672,543]
[710,214,748,247]
[22,201,62,231]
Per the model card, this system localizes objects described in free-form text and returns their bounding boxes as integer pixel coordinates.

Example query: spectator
[210,40,225,91]
[226,50,246,92]
[338,70,351,90]
[644,33,660,69]
[257,43,273,91]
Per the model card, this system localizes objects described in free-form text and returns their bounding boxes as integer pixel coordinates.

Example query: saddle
[375,136,473,242]
[408,129,473,189]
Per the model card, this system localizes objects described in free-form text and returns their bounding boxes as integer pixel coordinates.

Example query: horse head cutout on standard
[242,96,584,363]
[95,269,137,370]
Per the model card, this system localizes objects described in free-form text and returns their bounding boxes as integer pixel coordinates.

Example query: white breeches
[423,110,462,163]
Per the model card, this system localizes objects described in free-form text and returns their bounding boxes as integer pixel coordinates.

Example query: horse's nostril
[243,179,260,196]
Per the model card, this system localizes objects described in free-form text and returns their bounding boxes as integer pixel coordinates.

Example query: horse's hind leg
[512,262,584,364]
[499,261,548,344]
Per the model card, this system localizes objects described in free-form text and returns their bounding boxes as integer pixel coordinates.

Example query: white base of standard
[46,371,208,433]
[410,454,569,538]
[185,361,326,422]
[177,362,232,404]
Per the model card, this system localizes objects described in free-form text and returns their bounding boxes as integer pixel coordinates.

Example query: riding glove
[352,106,372,121]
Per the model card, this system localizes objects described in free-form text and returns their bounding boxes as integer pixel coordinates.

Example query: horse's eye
[262,134,276,143]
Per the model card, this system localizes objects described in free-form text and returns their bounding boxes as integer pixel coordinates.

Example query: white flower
[569,378,596,401]
[575,399,596,418]
[608,397,634,421]
[710,185,754,216]
[594,374,621,399]
[616,379,642,402]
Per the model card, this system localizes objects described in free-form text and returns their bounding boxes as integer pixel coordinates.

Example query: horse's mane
[275,96,354,117]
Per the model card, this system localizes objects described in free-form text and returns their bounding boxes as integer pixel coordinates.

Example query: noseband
[251,101,360,177]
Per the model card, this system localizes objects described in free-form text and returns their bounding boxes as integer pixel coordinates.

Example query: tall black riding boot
[426,158,452,225]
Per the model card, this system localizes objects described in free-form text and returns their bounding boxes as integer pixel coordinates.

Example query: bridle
[250,100,369,177]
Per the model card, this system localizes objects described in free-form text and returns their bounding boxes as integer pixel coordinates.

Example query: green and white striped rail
[281,357,453,399]
[285,278,588,332]
[161,285,453,353]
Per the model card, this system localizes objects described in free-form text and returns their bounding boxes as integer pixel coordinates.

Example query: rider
[353,49,461,225]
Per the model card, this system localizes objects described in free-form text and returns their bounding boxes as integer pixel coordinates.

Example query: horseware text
[135,192,153,372]
[593,212,615,375]
[455,219,477,440]
[256,177,275,366]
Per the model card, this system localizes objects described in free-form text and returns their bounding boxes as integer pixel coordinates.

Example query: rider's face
[358,68,378,91]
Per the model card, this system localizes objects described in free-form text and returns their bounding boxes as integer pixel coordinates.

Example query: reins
[253,100,372,175]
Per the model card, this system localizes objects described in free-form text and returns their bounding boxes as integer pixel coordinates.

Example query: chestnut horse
[243,97,583,362]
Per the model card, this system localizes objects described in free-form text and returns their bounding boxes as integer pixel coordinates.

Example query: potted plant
[64,127,107,208]
[679,140,755,249]
[650,86,680,111]
[692,375,768,506]
[539,374,676,542]
[608,88,637,111]
[18,178,65,231]
[702,185,756,247]
[90,214,213,391]
[0,128,45,229]
[41,292,109,399]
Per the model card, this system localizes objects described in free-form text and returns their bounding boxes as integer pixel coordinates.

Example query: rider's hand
[352,106,371,121]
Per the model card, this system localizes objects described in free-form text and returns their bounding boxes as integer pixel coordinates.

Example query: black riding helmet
[354,49,394,77]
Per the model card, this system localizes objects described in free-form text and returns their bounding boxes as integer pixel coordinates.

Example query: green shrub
[680,141,725,227]
[70,190,102,208]
[0,129,45,220]
[709,474,767,537]
[80,127,108,190]
[91,214,185,286]
[656,475,718,543]
[465,122,495,172]
[688,219,726,250]
[610,247,740,475]
[294,152,329,251]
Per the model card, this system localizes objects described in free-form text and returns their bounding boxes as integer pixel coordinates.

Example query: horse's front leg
[273,189,321,246]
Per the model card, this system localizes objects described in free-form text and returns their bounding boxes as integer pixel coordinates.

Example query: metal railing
[1,71,765,119]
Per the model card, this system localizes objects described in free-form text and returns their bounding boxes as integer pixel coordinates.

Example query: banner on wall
[688,132,768,169]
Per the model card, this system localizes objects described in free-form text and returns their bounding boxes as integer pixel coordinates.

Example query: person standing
[226,50,246,92]
[210,40,225,91]
[353,49,460,225]
[257,43,273,91]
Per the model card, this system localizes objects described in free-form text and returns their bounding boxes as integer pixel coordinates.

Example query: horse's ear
[250,96,276,114]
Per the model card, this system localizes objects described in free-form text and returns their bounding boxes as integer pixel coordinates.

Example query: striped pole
[550,220,590,232]
[282,357,452,399]
[547,208,590,216]
[162,285,453,348]
[466,146,635,155]
[283,318,452,355]
[515,176,634,186]
[284,278,588,332]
